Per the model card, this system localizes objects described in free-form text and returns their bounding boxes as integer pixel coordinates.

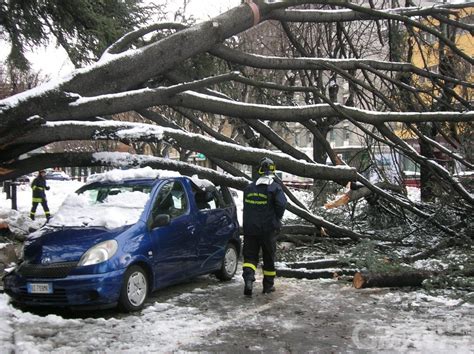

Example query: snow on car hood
[48,190,150,229]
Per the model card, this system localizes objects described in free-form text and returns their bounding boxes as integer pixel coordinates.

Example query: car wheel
[118,265,148,312]
[215,243,238,281]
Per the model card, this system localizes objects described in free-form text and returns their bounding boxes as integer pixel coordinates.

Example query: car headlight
[78,240,118,266]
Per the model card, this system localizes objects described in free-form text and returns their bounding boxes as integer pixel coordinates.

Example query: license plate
[27,282,53,294]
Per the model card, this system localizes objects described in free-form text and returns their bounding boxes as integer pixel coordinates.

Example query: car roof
[80,175,215,190]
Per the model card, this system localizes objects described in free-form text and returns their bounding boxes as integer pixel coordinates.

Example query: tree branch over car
[0,0,472,259]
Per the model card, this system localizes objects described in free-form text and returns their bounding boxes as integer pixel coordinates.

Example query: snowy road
[1,273,472,353]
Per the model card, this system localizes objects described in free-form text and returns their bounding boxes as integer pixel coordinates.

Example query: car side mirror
[150,214,170,229]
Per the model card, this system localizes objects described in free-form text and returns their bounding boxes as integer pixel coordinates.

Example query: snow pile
[0,285,223,352]
[406,186,420,202]
[413,258,449,272]
[49,190,150,229]
[0,295,15,353]
[0,180,83,234]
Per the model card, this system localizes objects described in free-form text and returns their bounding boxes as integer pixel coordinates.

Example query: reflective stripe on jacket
[31,176,48,200]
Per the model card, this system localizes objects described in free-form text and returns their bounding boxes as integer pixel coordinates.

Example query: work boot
[262,276,275,294]
[262,285,275,294]
[242,267,255,297]
[244,279,253,296]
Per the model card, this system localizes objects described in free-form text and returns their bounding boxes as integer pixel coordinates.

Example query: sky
[0,0,240,80]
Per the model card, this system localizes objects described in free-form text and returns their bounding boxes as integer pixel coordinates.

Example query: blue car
[4,171,241,311]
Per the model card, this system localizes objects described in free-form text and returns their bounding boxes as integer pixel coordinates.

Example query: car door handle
[187,225,196,234]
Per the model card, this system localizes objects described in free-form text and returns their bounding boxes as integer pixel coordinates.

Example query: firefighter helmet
[258,157,276,175]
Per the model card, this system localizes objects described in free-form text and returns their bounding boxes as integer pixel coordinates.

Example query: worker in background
[30,170,51,222]
[242,157,287,296]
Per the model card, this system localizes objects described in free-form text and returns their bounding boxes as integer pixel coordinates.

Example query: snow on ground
[358,290,474,352]
[0,276,472,352]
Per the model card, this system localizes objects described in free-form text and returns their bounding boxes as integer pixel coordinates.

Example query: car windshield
[48,183,153,229]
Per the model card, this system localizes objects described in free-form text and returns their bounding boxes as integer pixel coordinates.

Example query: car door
[194,187,236,272]
[147,180,198,286]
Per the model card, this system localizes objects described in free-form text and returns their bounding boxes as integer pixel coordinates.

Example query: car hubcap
[224,247,237,275]
[127,271,147,306]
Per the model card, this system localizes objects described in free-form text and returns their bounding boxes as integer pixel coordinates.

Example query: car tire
[118,265,148,312]
[215,243,238,281]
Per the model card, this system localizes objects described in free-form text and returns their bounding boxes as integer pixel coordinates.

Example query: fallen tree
[0,0,472,261]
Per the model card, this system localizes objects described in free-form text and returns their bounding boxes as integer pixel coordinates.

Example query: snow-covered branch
[269,5,461,23]
[210,45,473,88]
[3,121,357,182]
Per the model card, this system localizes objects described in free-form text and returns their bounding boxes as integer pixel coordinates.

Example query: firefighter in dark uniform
[30,170,51,221]
[242,157,287,296]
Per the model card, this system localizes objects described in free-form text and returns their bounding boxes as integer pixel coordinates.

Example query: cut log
[276,268,357,279]
[353,271,431,289]
[0,222,11,237]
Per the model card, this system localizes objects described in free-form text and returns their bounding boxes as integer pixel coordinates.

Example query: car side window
[152,181,188,220]
[194,187,229,210]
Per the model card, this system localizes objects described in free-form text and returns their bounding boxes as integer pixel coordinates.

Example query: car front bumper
[3,268,126,309]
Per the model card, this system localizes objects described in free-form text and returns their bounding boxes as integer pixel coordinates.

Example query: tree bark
[353,270,431,289]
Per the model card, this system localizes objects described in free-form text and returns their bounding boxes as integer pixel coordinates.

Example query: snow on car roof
[190,174,215,191]
[85,167,181,184]
[85,167,216,191]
